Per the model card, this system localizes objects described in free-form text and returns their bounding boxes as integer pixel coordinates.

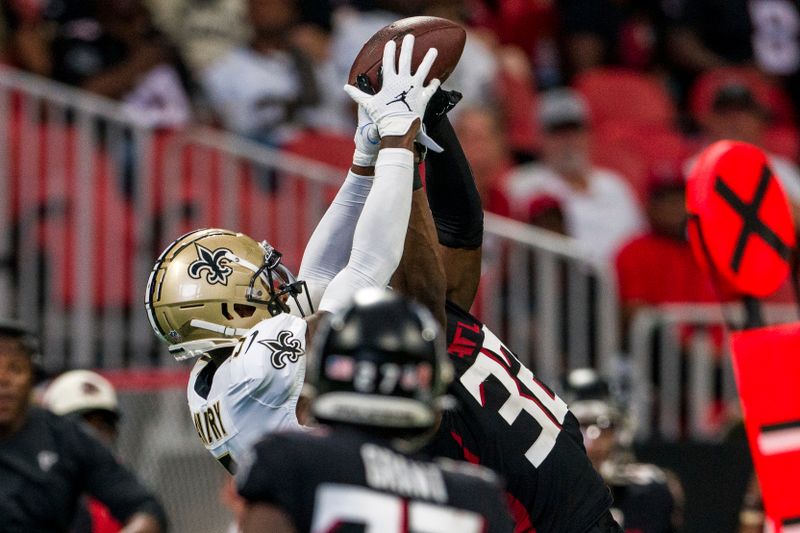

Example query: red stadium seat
[574,68,676,129]
[4,110,134,308]
[592,121,689,200]
[281,129,354,172]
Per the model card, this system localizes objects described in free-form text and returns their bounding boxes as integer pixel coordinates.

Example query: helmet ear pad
[309,288,450,433]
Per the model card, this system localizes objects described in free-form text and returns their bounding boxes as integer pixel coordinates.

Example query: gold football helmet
[145,228,312,360]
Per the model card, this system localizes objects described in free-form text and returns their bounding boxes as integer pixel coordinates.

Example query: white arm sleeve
[318,148,414,313]
[298,170,373,308]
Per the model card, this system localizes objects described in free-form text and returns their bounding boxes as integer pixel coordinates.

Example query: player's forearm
[318,138,415,313]
[391,186,447,327]
[298,170,374,308]
[424,115,484,310]
[424,115,483,249]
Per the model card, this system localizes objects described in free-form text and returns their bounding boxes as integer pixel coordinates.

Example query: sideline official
[0,321,167,532]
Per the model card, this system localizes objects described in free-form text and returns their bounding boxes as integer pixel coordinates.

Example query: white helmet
[42,370,119,417]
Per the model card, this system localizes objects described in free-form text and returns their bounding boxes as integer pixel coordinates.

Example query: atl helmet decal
[258,330,304,369]
[187,244,234,285]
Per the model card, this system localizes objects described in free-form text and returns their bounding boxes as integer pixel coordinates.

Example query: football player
[145,35,441,473]
[565,368,683,533]
[380,89,621,532]
[236,288,515,533]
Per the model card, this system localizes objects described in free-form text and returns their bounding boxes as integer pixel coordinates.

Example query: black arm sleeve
[423,115,484,249]
[72,425,168,529]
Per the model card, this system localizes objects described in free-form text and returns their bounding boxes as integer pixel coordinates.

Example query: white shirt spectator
[122,64,192,128]
[145,0,249,75]
[331,7,396,87]
[506,163,646,265]
[201,47,349,141]
[445,33,498,110]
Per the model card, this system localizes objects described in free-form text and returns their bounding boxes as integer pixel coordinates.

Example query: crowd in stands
[2,0,800,322]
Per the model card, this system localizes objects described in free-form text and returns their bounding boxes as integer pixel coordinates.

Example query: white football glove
[352,105,380,167]
[344,34,442,150]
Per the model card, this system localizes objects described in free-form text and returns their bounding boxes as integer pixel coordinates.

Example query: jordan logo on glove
[387,86,414,111]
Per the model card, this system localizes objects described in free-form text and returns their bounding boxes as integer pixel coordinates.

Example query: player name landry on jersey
[192,399,229,447]
[361,443,447,503]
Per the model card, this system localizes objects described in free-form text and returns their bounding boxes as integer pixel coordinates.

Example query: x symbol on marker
[713,165,791,273]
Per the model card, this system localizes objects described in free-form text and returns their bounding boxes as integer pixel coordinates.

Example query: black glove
[423,88,463,128]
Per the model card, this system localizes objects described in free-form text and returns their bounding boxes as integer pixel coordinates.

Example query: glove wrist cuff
[376,115,417,138]
[352,149,378,168]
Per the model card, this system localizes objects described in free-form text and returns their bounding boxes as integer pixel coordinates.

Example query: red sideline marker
[686,141,795,297]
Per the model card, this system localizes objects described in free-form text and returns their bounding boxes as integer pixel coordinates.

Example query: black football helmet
[563,368,619,428]
[309,288,451,435]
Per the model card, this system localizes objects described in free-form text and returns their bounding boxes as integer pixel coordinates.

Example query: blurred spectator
[421,1,498,109]
[144,0,248,79]
[202,0,347,143]
[330,0,425,87]
[666,0,800,74]
[43,370,123,533]
[684,82,800,217]
[564,368,684,533]
[505,88,645,265]
[3,0,191,127]
[525,194,566,234]
[0,322,166,532]
[452,106,514,216]
[615,166,717,328]
[665,0,800,108]
[43,369,119,446]
[470,0,561,88]
[558,0,661,75]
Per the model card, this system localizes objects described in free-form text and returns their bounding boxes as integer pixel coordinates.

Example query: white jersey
[187,313,308,470]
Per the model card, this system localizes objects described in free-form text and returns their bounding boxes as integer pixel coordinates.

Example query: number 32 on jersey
[459,328,569,467]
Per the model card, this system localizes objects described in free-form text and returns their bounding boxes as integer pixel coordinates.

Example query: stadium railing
[0,66,616,386]
[628,303,797,441]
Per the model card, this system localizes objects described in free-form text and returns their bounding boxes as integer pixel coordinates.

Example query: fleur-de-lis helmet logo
[188,243,234,285]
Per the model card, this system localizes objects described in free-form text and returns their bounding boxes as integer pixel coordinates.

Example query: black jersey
[0,407,166,532]
[237,428,514,533]
[424,301,613,533]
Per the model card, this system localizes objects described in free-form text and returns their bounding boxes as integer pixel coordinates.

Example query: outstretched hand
[344,34,440,143]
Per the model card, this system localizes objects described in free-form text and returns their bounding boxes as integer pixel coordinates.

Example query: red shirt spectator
[615,166,717,328]
[616,233,717,305]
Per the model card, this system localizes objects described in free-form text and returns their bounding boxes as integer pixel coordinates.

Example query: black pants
[586,511,624,533]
